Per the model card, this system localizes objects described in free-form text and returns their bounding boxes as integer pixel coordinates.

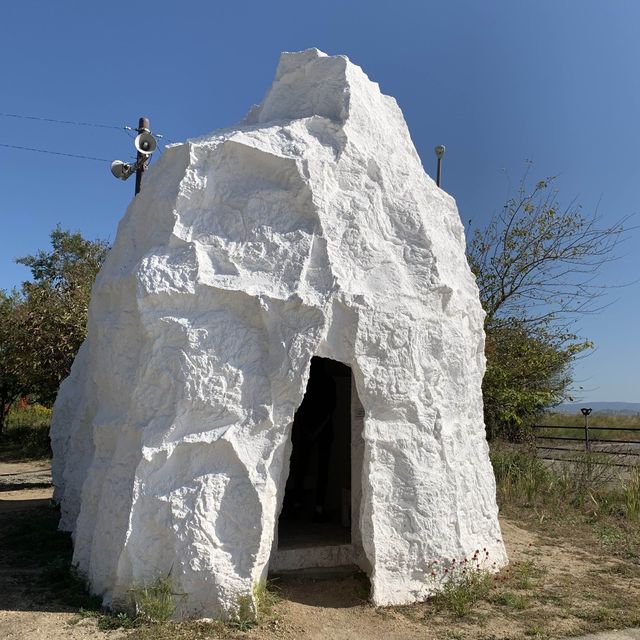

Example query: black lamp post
[434,145,445,188]
[581,407,592,451]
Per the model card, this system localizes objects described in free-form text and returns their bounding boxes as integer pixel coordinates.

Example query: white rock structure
[51,48,507,618]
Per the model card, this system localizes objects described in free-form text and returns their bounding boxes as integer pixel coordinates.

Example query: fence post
[581,407,592,452]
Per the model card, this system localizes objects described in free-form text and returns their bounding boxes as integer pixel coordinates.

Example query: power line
[125,126,174,146]
[0,142,110,162]
[0,112,124,130]
[0,112,176,143]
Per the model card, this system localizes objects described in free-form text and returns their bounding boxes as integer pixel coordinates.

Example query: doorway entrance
[277,356,354,553]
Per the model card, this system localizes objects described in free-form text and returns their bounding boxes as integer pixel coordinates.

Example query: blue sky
[1,1,638,402]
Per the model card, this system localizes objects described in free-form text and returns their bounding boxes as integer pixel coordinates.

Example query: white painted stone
[271,544,357,573]
[51,48,507,618]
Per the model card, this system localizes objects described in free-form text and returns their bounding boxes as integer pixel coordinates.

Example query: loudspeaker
[134,132,157,156]
[110,160,135,180]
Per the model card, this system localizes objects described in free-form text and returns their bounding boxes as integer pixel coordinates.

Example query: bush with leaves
[15,227,109,405]
[482,321,584,440]
[0,291,30,434]
[468,166,629,440]
[0,228,109,421]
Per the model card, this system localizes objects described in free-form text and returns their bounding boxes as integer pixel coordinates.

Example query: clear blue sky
[1,1,638,403]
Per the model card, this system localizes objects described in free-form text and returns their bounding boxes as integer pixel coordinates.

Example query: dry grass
[2,440,640,639]
[388,524,640,640]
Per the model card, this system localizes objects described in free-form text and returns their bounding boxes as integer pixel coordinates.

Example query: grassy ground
[3,499,640,639]
[2,409,640,638]
[0,505,102,610]
[492,441,640,558]
[0,503,280,639]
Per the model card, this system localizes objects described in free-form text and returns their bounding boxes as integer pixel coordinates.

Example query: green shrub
[253,580,281,623]
[231,593,255,631]
[432,566,493,618]
[6,402,52,428]
[129,576,178,624]
[2,403,52,460]
[429,549,495,618]
[491,446,551,505]
[622,468,640,522]
[230,580,281,631]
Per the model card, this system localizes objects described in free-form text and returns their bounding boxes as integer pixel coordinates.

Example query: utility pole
[110,117,157,191]
[135,117,150,196]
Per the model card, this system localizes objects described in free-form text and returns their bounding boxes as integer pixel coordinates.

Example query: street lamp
[434,145,445,188]
[581,407,592,451]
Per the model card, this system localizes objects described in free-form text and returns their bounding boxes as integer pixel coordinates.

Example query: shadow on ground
[0,502,101,614]
[273,571,370,609]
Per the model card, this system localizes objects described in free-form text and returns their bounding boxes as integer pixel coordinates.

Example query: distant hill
[550,402,640,415]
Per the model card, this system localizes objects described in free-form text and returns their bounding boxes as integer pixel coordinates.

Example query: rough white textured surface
[51,48,507,618]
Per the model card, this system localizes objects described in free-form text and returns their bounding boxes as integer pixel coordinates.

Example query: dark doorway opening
[278,356,352,550]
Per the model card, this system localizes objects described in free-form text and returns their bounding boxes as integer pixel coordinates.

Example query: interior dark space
[278,356,352,549]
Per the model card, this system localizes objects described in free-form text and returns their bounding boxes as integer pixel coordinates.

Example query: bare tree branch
[468,167,634,331]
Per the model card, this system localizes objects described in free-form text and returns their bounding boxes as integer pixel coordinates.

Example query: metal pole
[581,407,592,452]
[135,116,150,196]
[434,145,445,188]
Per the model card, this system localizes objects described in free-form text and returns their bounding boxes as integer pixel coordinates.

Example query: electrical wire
[125,126,174,146]
[1,111,176,144]
[0,112,124,130]
[0,111,175,162]
[0,142,110,162]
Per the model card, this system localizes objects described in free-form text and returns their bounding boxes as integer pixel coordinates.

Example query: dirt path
[0,461,124,639]
[0,460,51,490]
[1,460,639,640]
[267,519,640,640]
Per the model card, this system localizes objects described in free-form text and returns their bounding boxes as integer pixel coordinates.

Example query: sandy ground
[0,460,120,640]
[0,460,52,507]
[1,460,639,640]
